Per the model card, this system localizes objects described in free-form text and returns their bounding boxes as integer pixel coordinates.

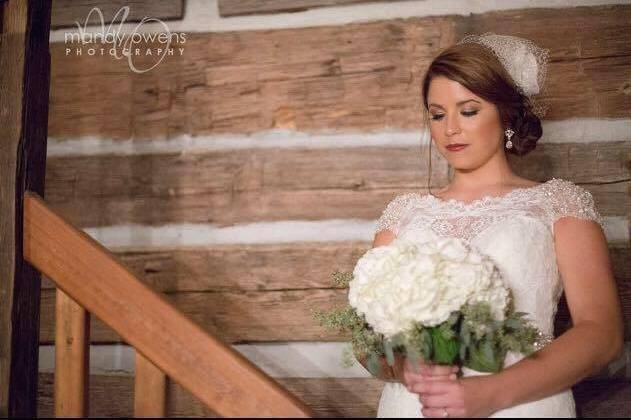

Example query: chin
[442,149,495,171]
[445,158,480,171]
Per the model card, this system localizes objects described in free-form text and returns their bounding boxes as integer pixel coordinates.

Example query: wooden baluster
[134,352,167,417]
[55,289,90,417]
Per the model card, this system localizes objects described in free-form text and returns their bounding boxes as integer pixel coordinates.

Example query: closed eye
[430,110,478,121]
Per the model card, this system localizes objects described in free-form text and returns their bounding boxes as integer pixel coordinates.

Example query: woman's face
[427,76,504,170]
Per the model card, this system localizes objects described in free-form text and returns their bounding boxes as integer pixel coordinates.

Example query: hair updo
[421,42,543,156]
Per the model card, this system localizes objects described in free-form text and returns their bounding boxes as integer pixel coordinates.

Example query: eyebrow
[428,99,481,109]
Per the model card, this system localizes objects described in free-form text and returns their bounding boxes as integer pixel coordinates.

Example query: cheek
[465,115,495,134]
[464,115,502,147]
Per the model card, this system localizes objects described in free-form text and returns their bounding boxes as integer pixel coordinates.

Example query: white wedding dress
[373,178,606,418]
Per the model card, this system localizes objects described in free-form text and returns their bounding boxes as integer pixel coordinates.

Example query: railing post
[134,352,167,417]
[0,0,52,416]
[55,290,90,417]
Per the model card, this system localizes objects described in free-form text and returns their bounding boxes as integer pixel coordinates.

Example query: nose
[445,113,461,136]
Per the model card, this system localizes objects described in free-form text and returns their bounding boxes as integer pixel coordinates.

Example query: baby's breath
[312,304,384,361]
[313,271,385,366]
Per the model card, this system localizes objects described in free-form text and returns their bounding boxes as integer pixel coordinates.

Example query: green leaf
[430,327,459,365]
[465,340,502,373]
[420,328,433,360]
[383,340,395,366]
[459,342,467,361]
[460,323,471,347]
[367,353,382,376]
[439,323,456,340]
[482,340,495,361]
[505,318,522,330]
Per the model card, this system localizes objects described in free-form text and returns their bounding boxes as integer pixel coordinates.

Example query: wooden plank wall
[50,1,184,29]
[36,373,631,418]
[40,0,631,417]
[217,0,417,17]
[47,7,631,140]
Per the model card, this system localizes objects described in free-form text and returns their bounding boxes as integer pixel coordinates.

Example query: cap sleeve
[374,193,415,236]
[548,179,606,231]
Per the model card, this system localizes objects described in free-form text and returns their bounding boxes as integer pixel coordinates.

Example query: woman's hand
[409,375,500,418]
[402,358,459,389]
[357,352,459,385]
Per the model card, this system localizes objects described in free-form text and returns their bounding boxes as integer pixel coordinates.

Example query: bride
[364,33,624,417]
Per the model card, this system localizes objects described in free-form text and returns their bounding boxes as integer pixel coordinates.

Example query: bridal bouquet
[313,236,547,376]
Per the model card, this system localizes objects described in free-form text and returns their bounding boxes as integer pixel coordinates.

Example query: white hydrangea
[348,236,509,338]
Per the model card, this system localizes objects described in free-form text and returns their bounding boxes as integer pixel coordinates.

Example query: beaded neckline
[424,178,557,208]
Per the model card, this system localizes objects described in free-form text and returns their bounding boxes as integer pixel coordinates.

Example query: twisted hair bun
[505,100,542,156]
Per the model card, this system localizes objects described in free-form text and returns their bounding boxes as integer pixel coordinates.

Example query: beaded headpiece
[457,32,550,118]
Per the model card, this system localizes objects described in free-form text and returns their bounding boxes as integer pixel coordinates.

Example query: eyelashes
[430,111,478,121]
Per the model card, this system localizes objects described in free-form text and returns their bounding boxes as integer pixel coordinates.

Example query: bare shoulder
[372,229,396,248]
[553,207,608,268]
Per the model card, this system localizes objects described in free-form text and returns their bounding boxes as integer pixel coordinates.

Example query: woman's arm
[412,218,624,417]
[489,217,624,410]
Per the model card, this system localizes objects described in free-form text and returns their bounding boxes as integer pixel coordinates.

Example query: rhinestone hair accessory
[457,32,550,118]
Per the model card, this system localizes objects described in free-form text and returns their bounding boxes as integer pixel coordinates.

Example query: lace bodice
[374,178,603,418]
[375,178,605,240]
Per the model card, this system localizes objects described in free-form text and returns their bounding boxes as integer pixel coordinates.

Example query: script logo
[64,6,187,73]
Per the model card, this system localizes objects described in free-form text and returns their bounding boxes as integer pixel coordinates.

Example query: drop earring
[505,128,514,149]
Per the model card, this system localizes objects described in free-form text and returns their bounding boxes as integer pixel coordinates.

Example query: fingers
[420,364,459,376]
[421,407,463,418]
[410,373,457,383]
[409,379,453,395]
[419,393,452,409]
[405,361,459,376]
[427,373,457,381]
[403,364,458,383]
[403,364,459,385]
[404,375,457,395]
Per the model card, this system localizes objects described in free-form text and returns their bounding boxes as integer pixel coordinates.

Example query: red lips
[446,144,468,151]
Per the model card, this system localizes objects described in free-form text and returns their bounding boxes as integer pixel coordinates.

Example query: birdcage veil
[457,32,550,118]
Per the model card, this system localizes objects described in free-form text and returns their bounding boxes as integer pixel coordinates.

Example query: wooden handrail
[23,191,312,417]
